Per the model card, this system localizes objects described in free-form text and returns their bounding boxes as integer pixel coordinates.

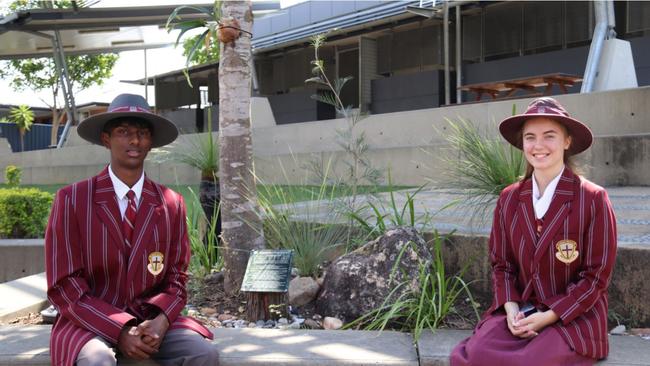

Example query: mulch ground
[1,312,45,326]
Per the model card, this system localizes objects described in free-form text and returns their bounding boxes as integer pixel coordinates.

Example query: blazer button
[533,273,540,280]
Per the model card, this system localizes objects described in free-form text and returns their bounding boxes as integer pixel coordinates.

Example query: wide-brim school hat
[77,93,178,148]
[499,97,593,155]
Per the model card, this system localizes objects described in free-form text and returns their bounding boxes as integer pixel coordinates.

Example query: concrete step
[1,326,648,365]
[0,273,48,323]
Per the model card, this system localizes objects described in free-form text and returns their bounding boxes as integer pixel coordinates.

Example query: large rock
[316,226,432,321]
[289,276,320,307]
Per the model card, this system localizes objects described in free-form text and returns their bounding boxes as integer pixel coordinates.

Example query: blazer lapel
[532,168,576,264]
[126,177,163,287]
[93,167,125,252]
[516,179,538,249]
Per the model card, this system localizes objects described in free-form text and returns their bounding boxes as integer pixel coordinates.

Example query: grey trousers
[76,329,218,366]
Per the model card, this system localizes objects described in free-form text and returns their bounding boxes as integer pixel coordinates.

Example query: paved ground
[1,326,648,366]
[286,186,650,248]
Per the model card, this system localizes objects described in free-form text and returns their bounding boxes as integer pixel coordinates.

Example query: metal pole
[54,30,78,148]
[443,1,450,105]
[456,5,461,104]
[581,0,607,93]
[144,48,149,102]
[606,0,616,39]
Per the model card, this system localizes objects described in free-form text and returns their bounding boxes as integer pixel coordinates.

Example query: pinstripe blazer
[45,167,212,366]
[486,168,617,359]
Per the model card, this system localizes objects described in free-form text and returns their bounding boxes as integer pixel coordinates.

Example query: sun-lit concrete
[0,326,647,365]
[0,273,47,323]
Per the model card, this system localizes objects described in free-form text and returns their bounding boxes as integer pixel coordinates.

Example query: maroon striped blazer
[45,167,212,366]
[486,168,617,359]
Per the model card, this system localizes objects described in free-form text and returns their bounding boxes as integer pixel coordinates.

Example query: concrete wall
[1,87,650,187]
[0,129,201,185]
[0,240,44,283]
[253,86,650,187]
[434,233,650,327]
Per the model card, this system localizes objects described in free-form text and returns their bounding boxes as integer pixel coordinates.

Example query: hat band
[109,106,152,113]
[527,106,569,116]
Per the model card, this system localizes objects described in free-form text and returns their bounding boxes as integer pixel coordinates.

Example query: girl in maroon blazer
[450,97,617,365]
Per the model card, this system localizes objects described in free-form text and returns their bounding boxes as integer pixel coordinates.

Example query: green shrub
[346,232,480,341]
[440,117,525,219]
[256,179,349,278]
[4,165,22,187]
[348,170,434,244]
[0,188,53,238]
[185,187,222,277]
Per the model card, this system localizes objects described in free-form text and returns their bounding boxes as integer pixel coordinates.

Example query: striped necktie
[123,190,137,247]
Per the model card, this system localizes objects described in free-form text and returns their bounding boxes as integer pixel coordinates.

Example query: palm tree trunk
[218,0,265,294]
[19,128,25,152]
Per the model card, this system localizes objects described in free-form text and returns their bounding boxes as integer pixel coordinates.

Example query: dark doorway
[338,48,360,109]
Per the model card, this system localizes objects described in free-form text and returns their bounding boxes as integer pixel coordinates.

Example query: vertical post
[53,30,77,148]
[581,0,608,93]
[606,0,616,38]
[456,5,462,104]
[144,48,149,102]
[443,1,450,105]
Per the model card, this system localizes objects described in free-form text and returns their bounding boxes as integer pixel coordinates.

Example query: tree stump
[246,292,288,321]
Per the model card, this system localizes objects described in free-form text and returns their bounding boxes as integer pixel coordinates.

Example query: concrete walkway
[1,326,648,365]
[286,186,650,248]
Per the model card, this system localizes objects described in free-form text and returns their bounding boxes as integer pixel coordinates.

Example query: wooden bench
[459,73,583,101]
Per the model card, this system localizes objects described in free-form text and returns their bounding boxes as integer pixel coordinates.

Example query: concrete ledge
[1,326,648,366]
[0,326,417,366]
[213,328,417,365]
[0,239,44,283]
[435,233,650,327]
[0,273,48,323]
[417,330,650,366]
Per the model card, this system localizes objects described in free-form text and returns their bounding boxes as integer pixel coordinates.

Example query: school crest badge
[147,251,164,276]
[555,240,579,264]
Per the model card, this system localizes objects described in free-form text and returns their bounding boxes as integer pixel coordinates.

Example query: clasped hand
[504,301,559,339]
[117,314,170,360]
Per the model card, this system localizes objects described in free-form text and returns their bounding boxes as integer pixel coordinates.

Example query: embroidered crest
[147,251,164,276]
[555,240,579,264]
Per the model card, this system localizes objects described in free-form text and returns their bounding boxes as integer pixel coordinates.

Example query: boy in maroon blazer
[45,94,218,366]
[450,97,617,365]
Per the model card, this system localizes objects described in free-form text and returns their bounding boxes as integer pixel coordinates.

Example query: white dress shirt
[108,165,144,220]
[532,166,564,219]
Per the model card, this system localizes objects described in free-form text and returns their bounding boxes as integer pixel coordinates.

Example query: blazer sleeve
[143,193,190,324]
[489,192,522,310]
[46,189,135,344]
[542,189,617,325]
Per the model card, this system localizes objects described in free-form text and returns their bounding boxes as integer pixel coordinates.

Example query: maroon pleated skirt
[450,314,595,366]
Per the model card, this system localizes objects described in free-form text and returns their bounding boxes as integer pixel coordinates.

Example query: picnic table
[459,73,583,101]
